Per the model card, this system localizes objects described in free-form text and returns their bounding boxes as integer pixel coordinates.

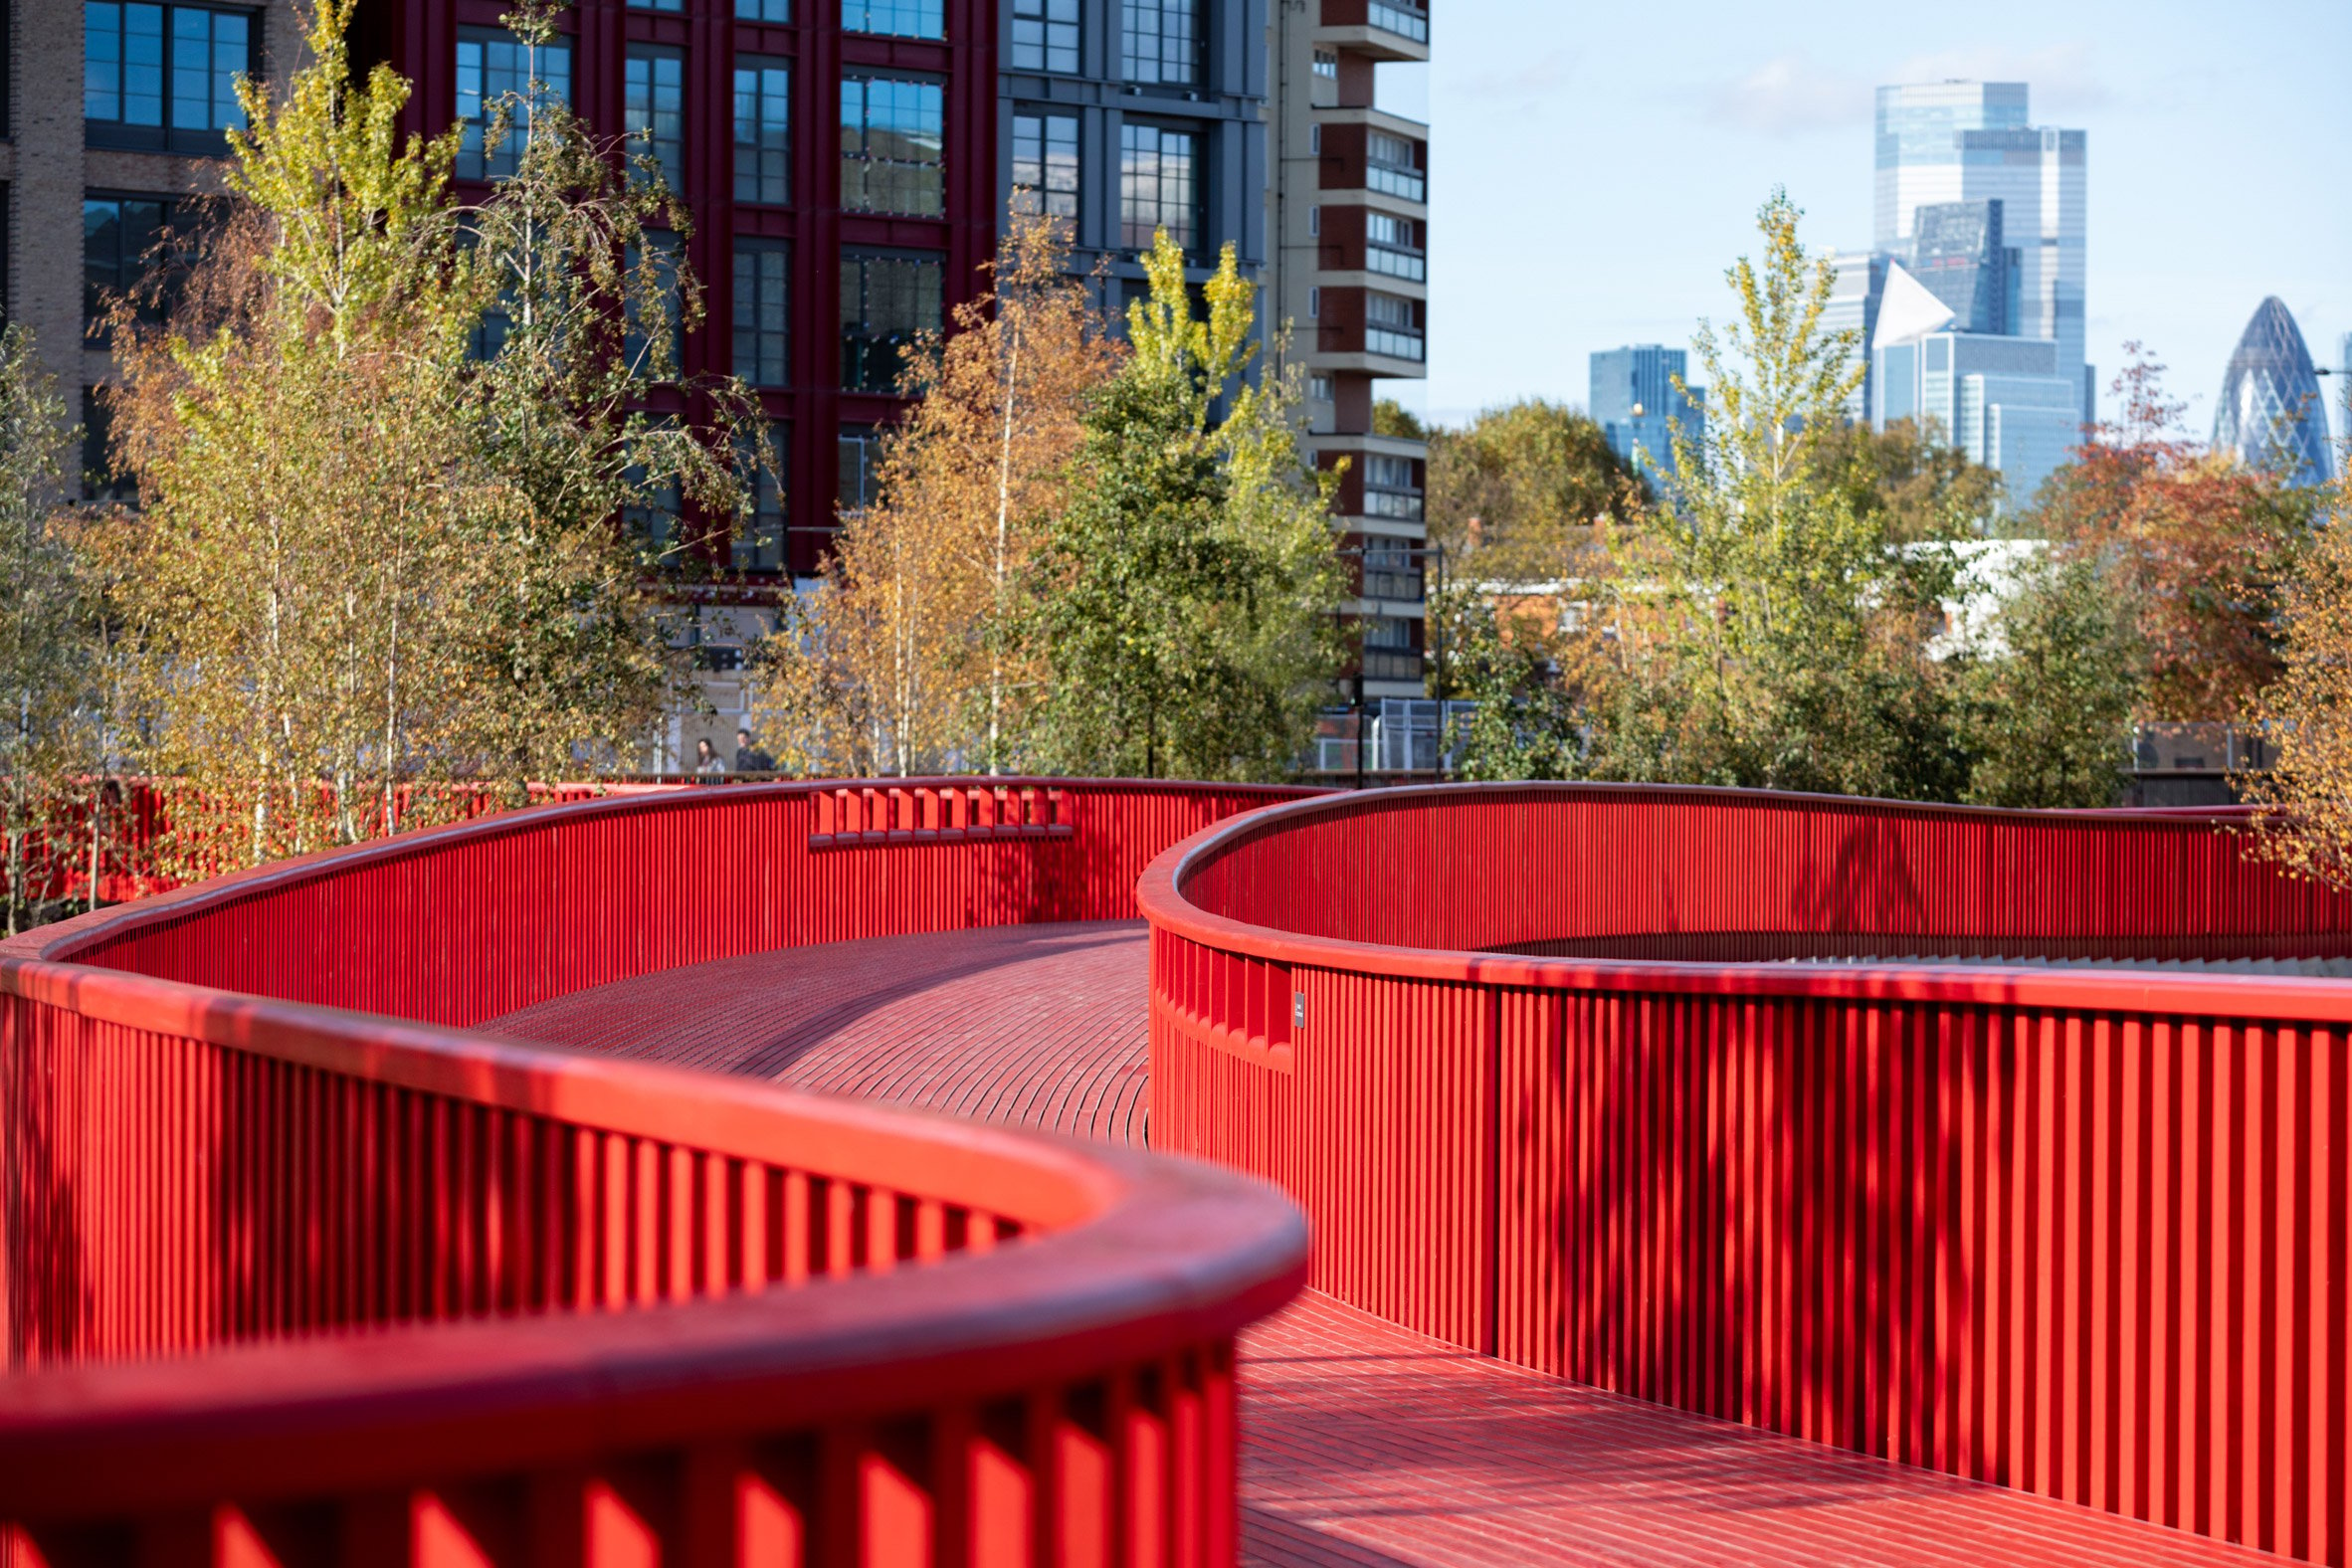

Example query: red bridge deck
[491,922,2283,1568]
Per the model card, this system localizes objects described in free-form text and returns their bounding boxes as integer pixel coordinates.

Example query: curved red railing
[1,779,1314,1567]
[1140,782,2352,1567]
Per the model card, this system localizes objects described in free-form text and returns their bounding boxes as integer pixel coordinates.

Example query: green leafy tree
[1591,189,1963,800]
[1958,553,2141,807]
[1811,416,2005,543]
[105,0,754,867]
[0,326,94,933]
[1426,399,1644,587]
[1024,232,1341,780]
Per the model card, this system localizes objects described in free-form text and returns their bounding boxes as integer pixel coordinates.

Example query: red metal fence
[1141,782,2352,1566]
[1,779,1313,1567]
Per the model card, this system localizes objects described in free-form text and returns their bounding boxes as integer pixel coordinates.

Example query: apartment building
[1264,0,1428,698]
[1000,0,1269,321]
[6,0,304,489]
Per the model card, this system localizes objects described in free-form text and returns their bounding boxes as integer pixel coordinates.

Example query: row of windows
[1015,111,1201,249]
[627,420,895,575]
[86,1,253,152]
[628,0,937,37]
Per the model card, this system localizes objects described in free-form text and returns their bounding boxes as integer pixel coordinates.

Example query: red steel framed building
[356,0,1003,582]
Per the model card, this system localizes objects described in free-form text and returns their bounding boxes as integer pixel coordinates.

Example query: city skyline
[1392,0,2348,445]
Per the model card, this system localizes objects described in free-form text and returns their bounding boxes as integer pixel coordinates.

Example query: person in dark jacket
[734,728,777,774]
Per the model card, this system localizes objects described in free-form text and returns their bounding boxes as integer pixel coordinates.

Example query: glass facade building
[1908,200,2012,336]
[2212,296,2334,489]
[1590,345,1705,482]
[1873,82,2088,423]
[1874,322,2079,509]
[1823,250,1891,423]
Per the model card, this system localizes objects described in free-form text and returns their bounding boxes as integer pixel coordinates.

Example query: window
[1306,286,1319,318]
[1362,544,1422,599]
[1118,122,1197,250]
[1366,130,1424,202]
[733,58,790,204]
[733,240,790,386]
[841,77,944,217]
[1309,123,1320,154]
[86,2,253,153]
[629,0,684,9]
[838,424,882,513]
[1011,109,1078,220]
[624,233,685,379]
[1121,0,1200,88]
[1311,49,1337,80]
[1364,454,1422,518]
[737,430,787,573]
[624,474,683,557]
[625,46,686,192]
[1365,291,1422,361]
[736,0,790,18]
[1365,210,1423,282]
[83,388,133,503]
[1308,374,1333,403]
[1361,615,1419,680]
[84,194,176,337]
[457,30,570,180]
[1366,0,1428,43]
[1012,0,1078,73]
[839,251,942,393]
[842,0,942,39]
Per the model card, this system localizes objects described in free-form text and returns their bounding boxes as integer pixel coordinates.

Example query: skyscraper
[1874,82,2087,422]
[2212,297,2334,488]
[1908,200,2013,335]
[1871,262,2079,508]
[1823,251,1891,423]
[1590,345,1705,482]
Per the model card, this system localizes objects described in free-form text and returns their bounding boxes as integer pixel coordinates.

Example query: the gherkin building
[2213,296,2334,488]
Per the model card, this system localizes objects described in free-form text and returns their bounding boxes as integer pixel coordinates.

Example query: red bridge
[5,780,2349,1566]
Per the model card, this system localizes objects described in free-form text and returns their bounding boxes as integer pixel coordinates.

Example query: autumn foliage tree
[755,211,1117,775]
[2032,348,2315,720]
[101,0,753,868]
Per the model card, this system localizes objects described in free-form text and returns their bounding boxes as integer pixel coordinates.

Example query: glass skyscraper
[1590,345,1705,482]
[1908,200,2013,335]
[1823,251,1891,423]
[2213,297,2334,489]
[1874,83,2088,423]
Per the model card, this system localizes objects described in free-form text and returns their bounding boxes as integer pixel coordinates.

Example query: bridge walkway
[490,921,2280,1568]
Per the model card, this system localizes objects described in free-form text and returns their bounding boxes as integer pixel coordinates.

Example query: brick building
[4,0,305,490]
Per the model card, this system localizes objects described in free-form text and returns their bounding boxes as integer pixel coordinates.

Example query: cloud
[1459,48,1578,104]
[1883,44,2109,115]
[1707,43,2108,139]
[1706,56,1870,137]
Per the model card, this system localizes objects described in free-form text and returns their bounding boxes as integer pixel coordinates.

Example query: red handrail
[2,778,1315,1565]
[1140,782,2352,1567]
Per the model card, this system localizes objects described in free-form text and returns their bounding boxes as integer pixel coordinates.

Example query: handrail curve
[1141,781,2352,1567]
[2,778,1315,1564]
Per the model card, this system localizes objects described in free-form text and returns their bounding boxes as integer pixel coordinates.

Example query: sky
[1372,0,2352,443]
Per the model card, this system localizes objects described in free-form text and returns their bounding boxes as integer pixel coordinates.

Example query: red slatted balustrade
[1141,782,2352,1565]
[0,779,1314,1567]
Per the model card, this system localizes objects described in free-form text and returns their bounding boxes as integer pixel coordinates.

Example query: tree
[1023,232,1342,780]
[104,0,752,869]
[2028,348,2314,721]
[1810,417,2004,543]
[1957,553,2140,808]
[2246,456,2352,884]
[1587,189,1962,800]
[755,211,1118,776]
[1425,400,1644,587]
[0,326,93,934]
